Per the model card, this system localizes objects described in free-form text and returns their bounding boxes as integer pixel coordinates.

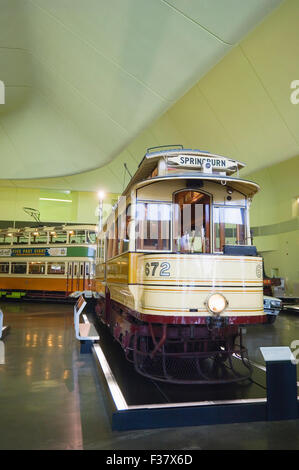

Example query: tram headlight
[206,293,227,314]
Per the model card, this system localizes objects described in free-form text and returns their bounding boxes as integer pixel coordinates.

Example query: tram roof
[123,147,246,196]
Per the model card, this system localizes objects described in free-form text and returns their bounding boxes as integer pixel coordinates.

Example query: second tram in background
[0,225,97,300]
[95,145,265,384]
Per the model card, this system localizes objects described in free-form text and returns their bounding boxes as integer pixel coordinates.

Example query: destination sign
[167,155,236,169]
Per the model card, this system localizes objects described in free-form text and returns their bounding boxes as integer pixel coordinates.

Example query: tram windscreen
[173,191,211,253]
[136,202,171,251]
[214,206,246,252]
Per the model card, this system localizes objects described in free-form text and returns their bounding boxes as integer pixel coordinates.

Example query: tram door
[67,261,90,292]
[173,190,211,253]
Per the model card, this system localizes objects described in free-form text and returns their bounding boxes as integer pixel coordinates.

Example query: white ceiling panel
[0,0,281,180]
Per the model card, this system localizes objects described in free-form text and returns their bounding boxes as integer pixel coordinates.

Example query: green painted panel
[66,246,96,258]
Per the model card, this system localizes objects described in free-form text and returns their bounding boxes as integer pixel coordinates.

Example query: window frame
[11,262,27,275]
[28,262,46,275]
[47,262,66,275]
[213,204,247,253]
[172,188,213,255]
[135,199,173,253]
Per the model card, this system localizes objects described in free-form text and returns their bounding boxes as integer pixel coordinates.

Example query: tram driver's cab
[134,184,249,256]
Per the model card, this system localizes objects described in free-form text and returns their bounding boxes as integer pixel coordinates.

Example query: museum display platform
[79,316,299,432]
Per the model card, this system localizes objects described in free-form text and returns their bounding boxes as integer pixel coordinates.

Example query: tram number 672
[145,261,170,277]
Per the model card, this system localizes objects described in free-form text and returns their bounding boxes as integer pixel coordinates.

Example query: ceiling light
[98,190,105,200]
[39,198,72,203]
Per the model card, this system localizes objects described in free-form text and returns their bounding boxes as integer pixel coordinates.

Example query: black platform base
[89,322,299,432]
[113,401,269,431]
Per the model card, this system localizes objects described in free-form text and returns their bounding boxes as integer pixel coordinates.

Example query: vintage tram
[95,146,265,384]
[0,224,97,300]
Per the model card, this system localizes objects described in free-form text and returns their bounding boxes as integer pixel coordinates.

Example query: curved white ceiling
[0,0,282,179]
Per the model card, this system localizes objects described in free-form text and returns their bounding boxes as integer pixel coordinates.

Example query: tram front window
[173,190,211,253]
[214,206,246,252]
[136,202,171,251]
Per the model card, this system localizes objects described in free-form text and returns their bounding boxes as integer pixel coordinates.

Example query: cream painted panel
[137,254,263,284]
[136,179,247,206]
[139,287,263,317]
[137,179,184,202]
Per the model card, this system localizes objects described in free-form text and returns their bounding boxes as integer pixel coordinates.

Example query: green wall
[248,154,299,296]
[0,187,118,225]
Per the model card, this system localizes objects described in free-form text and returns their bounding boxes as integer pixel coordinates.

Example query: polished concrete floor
[0,301,298,450]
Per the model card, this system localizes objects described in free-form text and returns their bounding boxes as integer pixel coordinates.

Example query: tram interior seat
[223,245,258,256]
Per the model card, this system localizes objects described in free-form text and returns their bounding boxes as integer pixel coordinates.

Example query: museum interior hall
[0,0,299,452]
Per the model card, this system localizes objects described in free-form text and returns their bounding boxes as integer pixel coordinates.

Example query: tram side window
[31,232,47,244]
[54,231,67,244]
[0,235,10,245]
[85,263,89,276]
[47,262,65,275]
[87,231,96,244]
[106,222,116,259]
[28,263,45,274]
[14,233,29,245]
[90,263,95,276]
[11,262,27,274]
[18,234,29,245]
[136,202,171,251]
[0,262,9,273]
[214,206,246,252]
[117,203,130,255]
[74,230,86,244]
[98,237,105,262]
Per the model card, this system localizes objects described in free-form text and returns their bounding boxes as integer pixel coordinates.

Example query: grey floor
[0,301,298,450]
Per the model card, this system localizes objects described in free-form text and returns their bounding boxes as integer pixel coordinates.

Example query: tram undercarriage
[95,297,253,385]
